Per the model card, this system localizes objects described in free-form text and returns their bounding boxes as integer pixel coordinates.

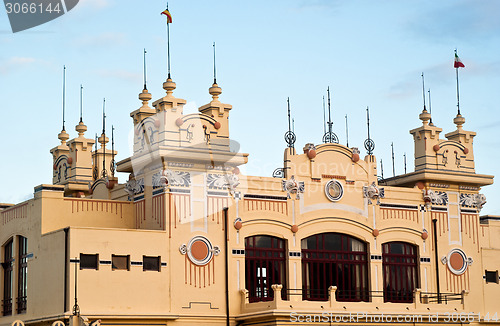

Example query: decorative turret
[409,107,443,171]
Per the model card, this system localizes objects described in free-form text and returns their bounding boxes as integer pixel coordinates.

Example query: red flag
[161,9,172,23]
[454,53,465,68]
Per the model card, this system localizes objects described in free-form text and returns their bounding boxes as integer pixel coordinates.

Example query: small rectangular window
[143,256,160,272]
[112,255,130,271]
[485,270,499,283]
[80,254,98,270]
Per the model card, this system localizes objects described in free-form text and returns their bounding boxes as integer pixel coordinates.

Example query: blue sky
[1,0,499,215]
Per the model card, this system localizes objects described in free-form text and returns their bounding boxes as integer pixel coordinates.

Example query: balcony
[238,285,468,322]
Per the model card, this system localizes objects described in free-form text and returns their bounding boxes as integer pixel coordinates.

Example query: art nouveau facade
[0,75,499,326]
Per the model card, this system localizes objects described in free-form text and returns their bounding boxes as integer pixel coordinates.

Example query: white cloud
[78,0,110,9]
[96,69,141,82]
[72,32,126,48]
[0,56,36,75]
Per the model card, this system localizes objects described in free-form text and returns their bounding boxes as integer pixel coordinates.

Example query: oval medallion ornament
[187,236,214,266]
[447,248,467,275]
[325,180,344,202]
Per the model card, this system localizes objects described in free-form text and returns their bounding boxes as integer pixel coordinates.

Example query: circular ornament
[325,180,344,202]
[352,153,360,162]
[307,149,316,159]
[372,229,379,237]
[433,144,440,152]
[463,148,469,154]
[187,236,214,266]
[175,118,184,127]
[291,225,299,233]
[447,248,467,275]
[214,121,221,129]
[421,232,428,240]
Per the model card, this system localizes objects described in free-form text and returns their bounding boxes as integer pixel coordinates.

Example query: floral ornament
[363,182,385,205]
[459,193,487,211]
[282,175,305,199]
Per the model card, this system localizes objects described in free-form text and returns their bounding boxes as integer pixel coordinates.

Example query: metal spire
[213,42,217,84]
[345,114,349,148]
[421,72,426,111]
[111,125,115,177]
[404,152,407,174]
[143,48,147,89]
[322,96,326,135]
[79,84,83,123]
[364,106,375,155]
[391,142,395,177]
[428,88,433,125]
[101,98,107,178]
[166,2,171,79]
[380,159,384,179]
[62,65,66,130]
[322,87,338,143]
[284,98,296,149]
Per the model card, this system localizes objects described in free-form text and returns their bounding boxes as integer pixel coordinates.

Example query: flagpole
[166,3,171,79]
[455,49,460,115]
[456,66,460,115]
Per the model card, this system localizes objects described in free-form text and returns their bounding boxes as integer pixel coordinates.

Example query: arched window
[2,239,13,316]
[245,235,286,303]
[301,233,368,301]
[382,242,419,303]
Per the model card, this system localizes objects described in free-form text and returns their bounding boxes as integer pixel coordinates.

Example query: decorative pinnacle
[139,88,152,109]
[163,78,176,97]
[419,109,431,126]
[209,82,222,102]
[453,113,466,130]
[58,129,69,144]
[75,121,87,137]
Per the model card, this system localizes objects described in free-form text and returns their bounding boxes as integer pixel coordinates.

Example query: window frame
[2,239,14,316]
[301,232,369,302]
[112,254,130,271]
[245,235,287,303]
[17,236,28,314]
[142,256,161,272]
[485,270,499,284]
[382,241,419,303]
[80,253,99,270]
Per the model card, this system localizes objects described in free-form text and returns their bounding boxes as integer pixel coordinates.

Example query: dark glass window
[2,239,13,316]
[245,235,287,303]
[112,255,130,271]
[485,270,498,284]
[17,236,28,313]
[143,256,160,271]
[301,233,368,302]
[382,242,419,303]
[80,254,99,270]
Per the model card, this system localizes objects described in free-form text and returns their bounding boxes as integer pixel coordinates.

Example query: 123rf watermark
[3,0,79,33]
[290,312,499,323]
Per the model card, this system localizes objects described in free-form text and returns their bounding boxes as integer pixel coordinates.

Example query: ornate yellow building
[0,71,499,326]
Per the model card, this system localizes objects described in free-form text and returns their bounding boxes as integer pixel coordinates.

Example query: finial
[404,152,407,174]
[62,65,66,131]
[345,114,349,148]
[143,48,147,90]
[421,72,426,112]
[139,49,152,108]
[391,142,395,177]
[213,41,217,84]
[163,78,177,97]
[322,87,339,143]
[111,125,115,177]
[209,82,222,102]
[75,84,87,137]
[364,106,375,155]
[453,113,466,130]
[322,96,326,135]
[428,88,434,126]
[284,97,296,149]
